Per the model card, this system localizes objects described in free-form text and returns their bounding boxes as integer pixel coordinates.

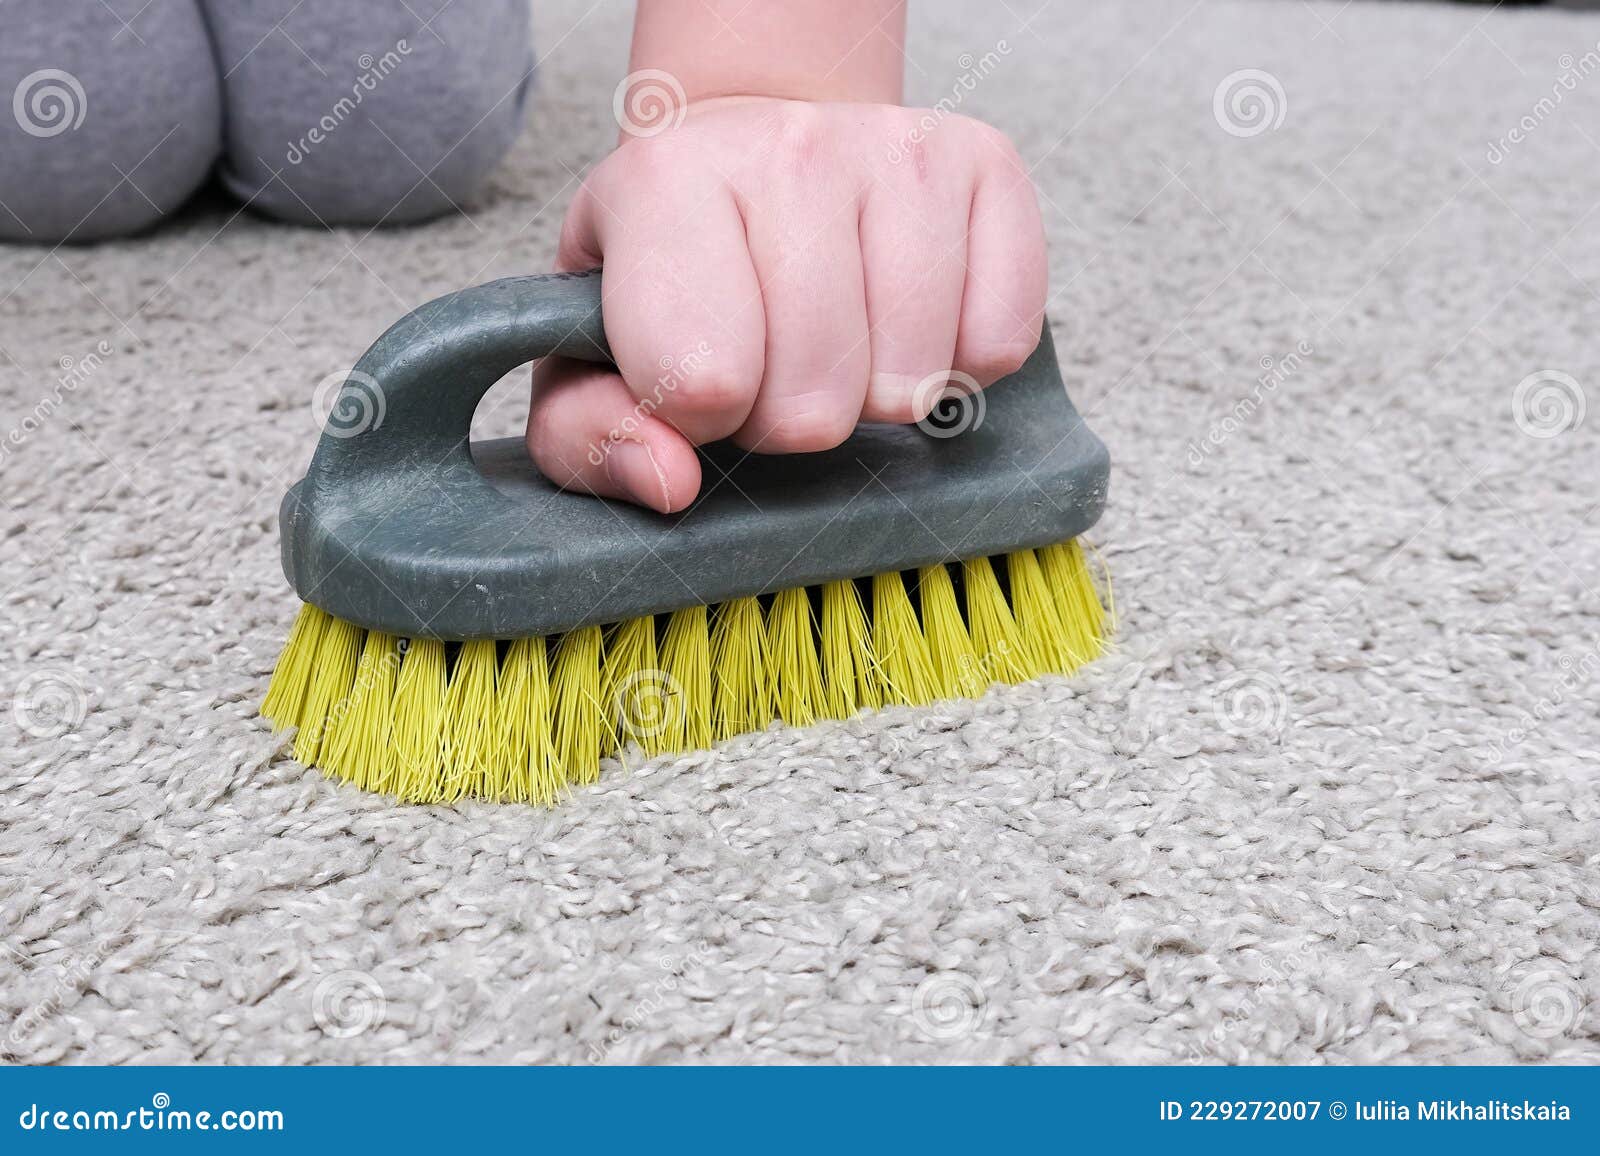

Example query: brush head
[281,271,1109,640]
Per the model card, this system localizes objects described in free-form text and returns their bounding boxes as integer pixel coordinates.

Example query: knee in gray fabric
[204,0,535,227]
[0,0,221,244]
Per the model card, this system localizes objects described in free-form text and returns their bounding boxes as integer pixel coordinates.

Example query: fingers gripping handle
[305,270,611,486]
[302,266,1060,500]
[282,270,1105,639]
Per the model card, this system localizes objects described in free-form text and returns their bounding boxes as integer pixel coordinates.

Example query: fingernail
[604,440,670,512]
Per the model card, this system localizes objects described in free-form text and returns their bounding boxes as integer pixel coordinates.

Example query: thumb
[526,355,701,514]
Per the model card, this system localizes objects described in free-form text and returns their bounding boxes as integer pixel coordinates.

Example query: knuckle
[961,118,1025,174]
[962,332,1039,383]
[750,406,856,454]
[765,102,829,172]
[601,136,692,194]
[555,214,594,268]
[960,115,1016,154]
[757,380,862,452]
[664,359,760,419]
[615,137,678,180]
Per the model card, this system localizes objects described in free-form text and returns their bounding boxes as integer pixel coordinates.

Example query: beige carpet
[2,0,1597,1063]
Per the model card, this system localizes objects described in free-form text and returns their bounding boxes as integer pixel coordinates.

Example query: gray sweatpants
[0,0,534,243]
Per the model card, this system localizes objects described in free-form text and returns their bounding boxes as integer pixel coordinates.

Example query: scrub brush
[260,270,1111,804]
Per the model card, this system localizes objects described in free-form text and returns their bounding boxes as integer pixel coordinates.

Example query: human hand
[526,97,1045,513]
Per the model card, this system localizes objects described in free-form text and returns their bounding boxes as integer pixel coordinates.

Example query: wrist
[624,1,905,112]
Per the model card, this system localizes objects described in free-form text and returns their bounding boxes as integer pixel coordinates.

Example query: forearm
[627,0,906,106]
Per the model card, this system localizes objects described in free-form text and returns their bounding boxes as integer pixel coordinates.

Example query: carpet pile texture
[2,0,1596,1062]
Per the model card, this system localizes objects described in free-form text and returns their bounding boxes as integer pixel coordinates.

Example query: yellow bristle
[820,578,879,717]
[1087,540,1116,633]
[711,596,771,741]
[1006,548,1068,675]
[962,555,1033,686]
[871,571,936,706]
[385,638,447,801]
[603,615,666,757]
[768,586,824,727]
[495,636,558,805]
[261,603,332,729]
[440,640,500,800]
[552,625,604,785]
[323,630,400,790]
[293,616,363,765]
[1040,539,1106,671]
[488,638,525,801]
[262,537,1111,806]
[660,606,711,753]
[917,563,981,699]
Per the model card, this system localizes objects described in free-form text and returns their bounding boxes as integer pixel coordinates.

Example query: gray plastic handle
[282,269,1109,639]
[302,269,613,493]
